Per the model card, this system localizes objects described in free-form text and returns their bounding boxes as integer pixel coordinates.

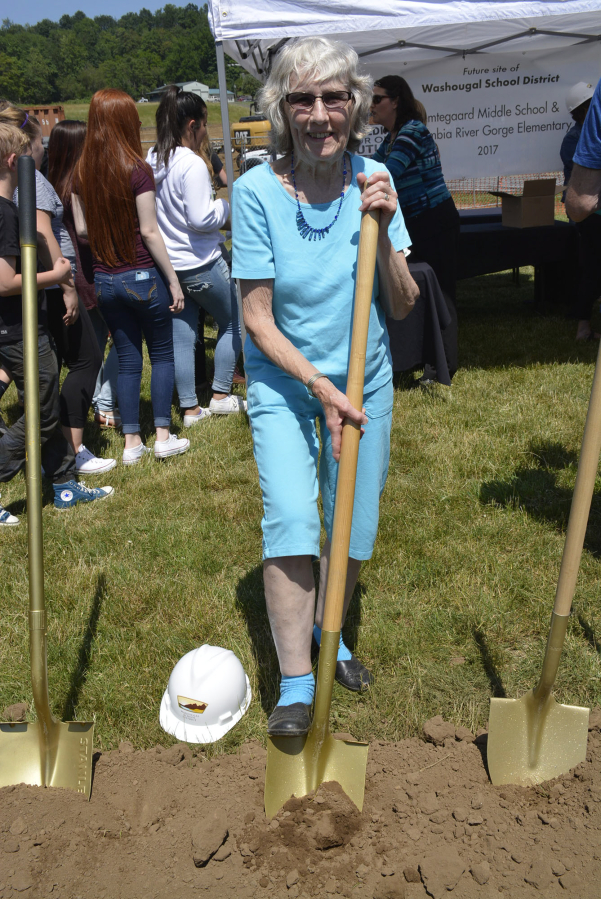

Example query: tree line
[0,4,260,104]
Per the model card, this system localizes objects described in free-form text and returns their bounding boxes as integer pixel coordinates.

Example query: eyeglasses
[285,91,354,111]
[371,94,390,105]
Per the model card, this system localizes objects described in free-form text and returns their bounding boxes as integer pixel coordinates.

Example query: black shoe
[267,702,312,737]
[335,655,373,692]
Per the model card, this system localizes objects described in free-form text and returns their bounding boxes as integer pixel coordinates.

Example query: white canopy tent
[208,0,601,184]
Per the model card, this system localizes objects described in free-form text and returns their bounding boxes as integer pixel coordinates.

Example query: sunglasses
[285,91,354,111]
[371,94,390,105]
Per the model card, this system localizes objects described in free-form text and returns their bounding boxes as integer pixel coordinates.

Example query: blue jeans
[173,255,241,407]
[95,267,174,434]
[88,306,119,415]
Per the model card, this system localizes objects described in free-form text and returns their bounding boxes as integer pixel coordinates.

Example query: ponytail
[154,84,207,169]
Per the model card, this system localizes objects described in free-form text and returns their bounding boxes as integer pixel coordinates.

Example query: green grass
[2,272,601,755]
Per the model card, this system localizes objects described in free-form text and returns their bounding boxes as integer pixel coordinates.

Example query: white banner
[361,43,601,179]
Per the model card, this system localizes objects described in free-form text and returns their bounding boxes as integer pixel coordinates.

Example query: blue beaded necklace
[291,152,348,241]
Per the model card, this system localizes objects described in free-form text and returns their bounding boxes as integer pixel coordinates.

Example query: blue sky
[5,1,175,27]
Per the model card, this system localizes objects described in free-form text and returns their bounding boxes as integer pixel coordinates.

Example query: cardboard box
[488,178,562,228]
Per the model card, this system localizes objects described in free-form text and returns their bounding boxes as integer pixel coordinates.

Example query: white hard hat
[160,644,251,743]
[566,82,595,113]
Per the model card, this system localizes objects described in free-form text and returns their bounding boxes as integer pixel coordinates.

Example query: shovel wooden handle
[322,210,380,632]
[553,339,601,618]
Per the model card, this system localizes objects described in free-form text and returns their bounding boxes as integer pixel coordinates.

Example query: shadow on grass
[139,397,159,440]
[235,563,366,716]
[480,440,601,558]
[577,615,601,656]
[340,582,365,655]
[62,573,106,720]
[457,271,600,370]
[473,628,506,698]
[236,565,279,716]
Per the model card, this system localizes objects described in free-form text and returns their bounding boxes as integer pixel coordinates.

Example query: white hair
[257,37,373,155]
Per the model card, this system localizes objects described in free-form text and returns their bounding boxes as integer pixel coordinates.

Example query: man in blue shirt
[566,77,601,221]
[561,81,599,341]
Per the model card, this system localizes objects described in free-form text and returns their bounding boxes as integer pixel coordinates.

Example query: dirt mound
[0,714,600,898]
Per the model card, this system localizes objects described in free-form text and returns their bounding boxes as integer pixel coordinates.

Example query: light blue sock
[277,672,315,707]
[313,624,352,662]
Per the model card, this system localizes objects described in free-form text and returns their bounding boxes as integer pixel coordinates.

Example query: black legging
[574,214,601,322]
[45,288,102,429]
[405,197,460,380]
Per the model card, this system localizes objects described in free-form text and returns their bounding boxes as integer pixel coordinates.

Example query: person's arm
[71,193,87,239]
[182,158,229,233]
[383,126,422,182]
[0,254,72,296]
[356,170,419,319]
[565,164,601,221]
[136,191,184,313]
[240,278,367,462]
[376,233,419,319]
[36,209,79,325]
[211,151,228,188]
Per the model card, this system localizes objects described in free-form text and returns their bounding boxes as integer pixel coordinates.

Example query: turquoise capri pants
[247,375,394,562]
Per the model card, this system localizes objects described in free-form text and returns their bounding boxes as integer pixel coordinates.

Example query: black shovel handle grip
[17,155,37,247]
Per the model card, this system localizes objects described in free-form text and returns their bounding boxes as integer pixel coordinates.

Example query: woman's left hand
[62,286,80,326]
[357,171,397,230]
[169,282,185,314]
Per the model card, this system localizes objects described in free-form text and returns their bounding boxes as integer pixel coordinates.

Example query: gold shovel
[487,346,601,786]
[0,156,94,797]
[264,210,381,819]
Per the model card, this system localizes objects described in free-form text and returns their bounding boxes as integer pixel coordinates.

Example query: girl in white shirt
[147,86,244,422]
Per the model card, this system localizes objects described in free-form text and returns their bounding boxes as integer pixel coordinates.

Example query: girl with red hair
[74,89,189,464]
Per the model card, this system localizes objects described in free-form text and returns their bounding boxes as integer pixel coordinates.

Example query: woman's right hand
[169,281,185,314]
[53,257,73,284]
[311,377,368,462]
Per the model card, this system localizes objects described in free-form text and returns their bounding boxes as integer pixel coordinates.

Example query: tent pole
[215,40,247,356]
[216,40,236,194]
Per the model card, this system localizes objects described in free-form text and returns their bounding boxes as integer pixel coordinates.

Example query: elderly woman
[232,37,418,737]
[370,76,460,384]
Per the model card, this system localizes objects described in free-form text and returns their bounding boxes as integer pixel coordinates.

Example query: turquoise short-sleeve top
[231,153,411,394]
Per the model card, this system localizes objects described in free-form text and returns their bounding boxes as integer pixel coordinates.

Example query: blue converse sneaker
[53,480,114,510]
[0,493,19,526]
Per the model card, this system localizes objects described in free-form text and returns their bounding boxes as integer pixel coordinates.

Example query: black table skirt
[457,219,578,304]
[386,262,452,386]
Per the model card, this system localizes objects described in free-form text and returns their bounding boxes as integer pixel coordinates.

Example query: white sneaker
[123,442,152,466]
[76,445,117,475]
[209,394,247,415]
[0,493,19,526]
[154,433,190,459]
[183,408,212,428]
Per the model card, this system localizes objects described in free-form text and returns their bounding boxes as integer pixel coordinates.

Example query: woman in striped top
[372,76,459,383]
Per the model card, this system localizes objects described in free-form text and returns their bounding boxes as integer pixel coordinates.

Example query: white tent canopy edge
[208,1,601,186]
[209,1,601,70]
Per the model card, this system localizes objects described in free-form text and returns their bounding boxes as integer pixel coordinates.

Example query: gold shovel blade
[487,690,589,786]
[0,721,94,797]
[265,730,369,820]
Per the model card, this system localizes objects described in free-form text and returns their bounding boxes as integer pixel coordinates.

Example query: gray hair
[257,37,373,155]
